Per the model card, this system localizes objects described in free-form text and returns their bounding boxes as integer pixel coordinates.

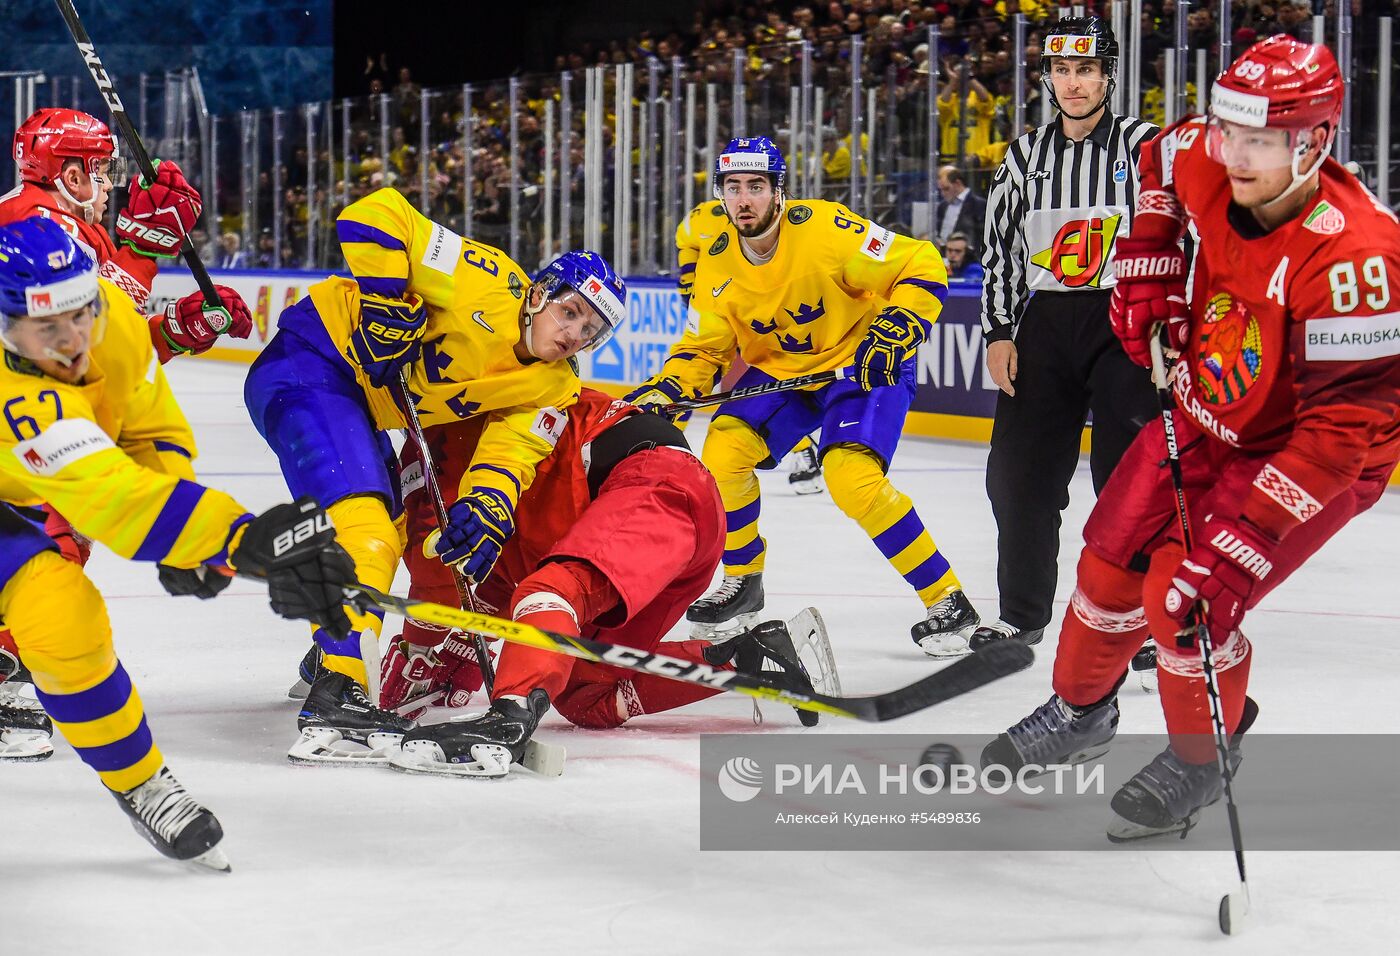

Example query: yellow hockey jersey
[675,200,731,303]
[660,199,948,392]
[322,187,581,506]
[1,279,246,567]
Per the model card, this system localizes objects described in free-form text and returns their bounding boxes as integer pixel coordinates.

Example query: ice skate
[112,765,229,873]
[285,643,323,700]
[980,693,1119,777]
[704,609,840,727]
[391,688,564,779]
[967,618,1044,652]
[911,590,980,658]
[0,650,52,761]
[787,444,824,495]
[1130,642,1158,693]
[0,682,53,762]
[288,671,413,766]
[687,572,764,639]
[1107,698,1257,842]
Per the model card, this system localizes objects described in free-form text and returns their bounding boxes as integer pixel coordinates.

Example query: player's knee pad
[0,550,114,694]
[702,416,770,486]
[1052,548,1149,706]
[822,444,893,521]
[512,558,620,629]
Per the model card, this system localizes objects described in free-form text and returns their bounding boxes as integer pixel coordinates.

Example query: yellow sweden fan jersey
[315,188,581,505]
[1,279,245,567]
[661,199,947,392]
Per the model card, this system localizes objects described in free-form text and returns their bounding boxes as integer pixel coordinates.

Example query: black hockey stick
[660,367,851,417]
[52,0,226,319]
[1149,332,1251,935]
[342,581,1033,722]
[393,369,495,692]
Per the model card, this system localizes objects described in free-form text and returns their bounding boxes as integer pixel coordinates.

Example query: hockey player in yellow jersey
[673,197,824,494]
[628,138,980,655]
[0,217,358,868]
[244,186,627,762]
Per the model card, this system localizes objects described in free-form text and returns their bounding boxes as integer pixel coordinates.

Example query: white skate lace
[925,592,967,627]
[978,619,1018,638]
[706,576,747,604]
[125,769,205,845]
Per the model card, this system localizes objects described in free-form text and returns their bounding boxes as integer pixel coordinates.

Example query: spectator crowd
[199,0,1392,276]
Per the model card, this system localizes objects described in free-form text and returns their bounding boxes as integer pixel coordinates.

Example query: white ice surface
[5,359,1399,955]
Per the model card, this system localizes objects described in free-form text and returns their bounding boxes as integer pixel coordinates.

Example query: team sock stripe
[871,509,924,559]
[315,627,368,660]
[66,716,155,773]
[725,498,761,533]
[904,551,954,592]
[724,535,764,567]
[35,661,130,725]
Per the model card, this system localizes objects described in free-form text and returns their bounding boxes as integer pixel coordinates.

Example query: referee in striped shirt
[971,16,1159,652]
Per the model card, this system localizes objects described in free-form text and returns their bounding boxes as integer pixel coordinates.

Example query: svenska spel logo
[717,756,764,802]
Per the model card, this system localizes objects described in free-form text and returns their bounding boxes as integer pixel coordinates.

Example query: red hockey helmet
[12,108,118,187]
[1207,36,1343,187]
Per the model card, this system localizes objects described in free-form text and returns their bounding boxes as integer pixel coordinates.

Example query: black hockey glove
[157,564,233,600]
[230,498,357,639]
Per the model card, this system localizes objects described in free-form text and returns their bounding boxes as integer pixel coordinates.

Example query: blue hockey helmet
[0,217,102,366]
[527,249,627,354]
[713,136,787,198]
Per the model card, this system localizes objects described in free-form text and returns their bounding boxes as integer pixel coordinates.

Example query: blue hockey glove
[350,290,427,388]
[624,374,694,424]
[852,306,928,391]
[434,488,516,583]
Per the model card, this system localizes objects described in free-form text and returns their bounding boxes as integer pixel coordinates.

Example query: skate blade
[787,607,842,697]
[1137,672,1159,694]
[389,741,512,779]
[0,731,54,761]
[1106,808,1201,843]
[183,843,232,874]
[688,611,759,641]
[789,477,825,495]
[917,634,973,660]
[286,727,403,767]
[286,677,310,700]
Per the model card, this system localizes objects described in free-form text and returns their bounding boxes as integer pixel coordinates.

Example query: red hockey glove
[380,634,491,718]
[1164,516,1278,646]
[1109,236,1189,368]
[155,284,254,356]
[117,159,202,259]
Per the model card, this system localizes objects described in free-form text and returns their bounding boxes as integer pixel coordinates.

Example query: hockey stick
[660,367,852,417]
[394,369,496,692]
[1149,332,1251,935]
[52,0,226,320]
[341,581,1034,722]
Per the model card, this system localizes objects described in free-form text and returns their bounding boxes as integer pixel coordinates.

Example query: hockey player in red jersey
[0,108,251,362]
[373,388,834,777]
[981,36,1400,840]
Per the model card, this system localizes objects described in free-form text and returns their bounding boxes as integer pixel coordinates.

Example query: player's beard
[734,196,781,239]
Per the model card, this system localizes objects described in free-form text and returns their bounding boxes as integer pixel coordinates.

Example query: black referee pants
[985,290,1157,631]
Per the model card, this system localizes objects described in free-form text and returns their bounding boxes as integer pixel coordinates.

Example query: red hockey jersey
[0,182,158,304]
[1138,116,1400,541]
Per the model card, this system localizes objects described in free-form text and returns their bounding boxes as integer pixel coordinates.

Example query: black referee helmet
[1040,17,1119,119]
